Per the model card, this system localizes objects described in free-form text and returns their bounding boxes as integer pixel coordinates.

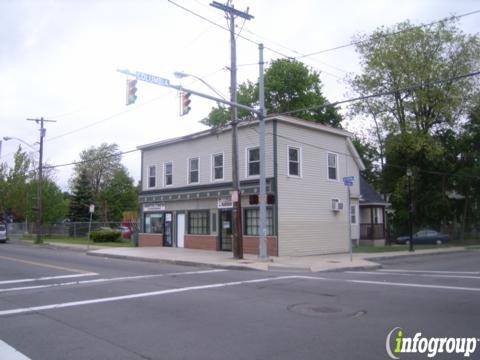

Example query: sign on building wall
[143,203,166,212]
[217,198,233,209]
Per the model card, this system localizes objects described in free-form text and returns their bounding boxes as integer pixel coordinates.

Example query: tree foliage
[72,143,122,196]
[202,59,342,127]
[69,168,95,222]
[101,168,138,222]
[349,20,480,135]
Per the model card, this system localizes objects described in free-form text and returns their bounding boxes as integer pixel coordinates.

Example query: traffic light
[126,79,138,106]
[179,91,191,116]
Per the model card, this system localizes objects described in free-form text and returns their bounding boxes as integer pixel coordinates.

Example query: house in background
[359,176,388,246]
[137,115,365,256]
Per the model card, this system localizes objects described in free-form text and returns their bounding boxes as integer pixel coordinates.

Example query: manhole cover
[287,303,342,317]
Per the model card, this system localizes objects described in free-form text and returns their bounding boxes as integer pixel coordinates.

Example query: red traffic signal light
[179,91,191,116]
[126,79,138,106]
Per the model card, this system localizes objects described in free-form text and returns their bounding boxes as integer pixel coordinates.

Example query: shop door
[219,210,233,251]
[176,213,185,248]
[163,212,173,247]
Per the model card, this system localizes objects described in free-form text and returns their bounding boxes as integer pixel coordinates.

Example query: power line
[167,0,291,59]
[42,148,139,170]
[272,70,480,118]
[295,9,480,60]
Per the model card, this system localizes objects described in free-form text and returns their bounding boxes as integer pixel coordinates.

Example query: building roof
[359,176,386,206]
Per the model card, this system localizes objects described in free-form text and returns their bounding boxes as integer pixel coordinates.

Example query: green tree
[26,179,69,223]
[351,135,381,188]
[203,59,342,127]
[102,168,138,222]
[349,20,480,135]
[69,169,95,222]
[71,143,122,196]
[349,19,480,235]
[4,146,33,221]
[70,143,124,221]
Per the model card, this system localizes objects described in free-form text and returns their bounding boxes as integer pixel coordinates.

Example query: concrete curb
[319,263,383,273]
[367,248,467,262]
[87,251,262,271]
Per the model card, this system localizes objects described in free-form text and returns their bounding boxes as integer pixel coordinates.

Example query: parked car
[0,224,7,243]
[118,226,132,239]
[396,229,449,245]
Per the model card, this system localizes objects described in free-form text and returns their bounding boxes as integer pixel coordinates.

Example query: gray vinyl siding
[141,123,274,192]
[276,121,360,256]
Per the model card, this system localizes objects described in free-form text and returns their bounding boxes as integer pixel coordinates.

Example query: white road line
[379,269,480,275]
[0,269,227,293]
[0,339,31,360]
[345,271,412,276]
[345,271,480,280]
[346,279,480,292]
[0,273,98,285]
[0,275,301,317]
[1,273,478,317]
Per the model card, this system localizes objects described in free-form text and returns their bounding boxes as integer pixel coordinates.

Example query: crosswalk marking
[0,269,227,293]
[0,273,98,285]
[0,339,31,360]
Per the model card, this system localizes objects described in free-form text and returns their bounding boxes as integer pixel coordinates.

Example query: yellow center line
[0,255,93,274]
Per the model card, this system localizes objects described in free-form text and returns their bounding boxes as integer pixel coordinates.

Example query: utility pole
[258,43,267,259]
[210,1,253,259]
[27,117,56,244]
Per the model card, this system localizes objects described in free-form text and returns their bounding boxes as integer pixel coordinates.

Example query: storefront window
[188,211,209,235]
[244,208,273,236]
[145,213,163,233]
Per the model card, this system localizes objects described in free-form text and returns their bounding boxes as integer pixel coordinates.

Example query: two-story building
[137,115,365,256]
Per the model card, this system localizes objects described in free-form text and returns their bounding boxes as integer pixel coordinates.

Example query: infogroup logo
[386,327,479,359]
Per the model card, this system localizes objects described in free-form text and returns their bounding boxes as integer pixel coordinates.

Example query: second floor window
[247,147,260,176]
[327,152,338,180]
[148,166,156,188]
[165,162,173,186]
[213,153,223,180]
[189,158,199,184]
[288,146,300,176]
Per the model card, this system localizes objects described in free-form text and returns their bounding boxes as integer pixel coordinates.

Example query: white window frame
[246,146,260,178]
[211,153,224,182]
[188,157,200,184]
[148,165,156,188]
[350,204,357,224]
[327,152,338,181]
[287,145,302,177]
[164,161,173,187]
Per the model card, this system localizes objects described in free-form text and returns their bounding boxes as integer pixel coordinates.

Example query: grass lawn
[22,234,134,247]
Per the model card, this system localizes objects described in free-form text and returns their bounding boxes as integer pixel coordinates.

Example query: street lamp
[173,71,228,100]
[3,136,37,150]
[406,168,414,252]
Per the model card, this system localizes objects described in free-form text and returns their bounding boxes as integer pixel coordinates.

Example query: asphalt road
[0,243,479,360]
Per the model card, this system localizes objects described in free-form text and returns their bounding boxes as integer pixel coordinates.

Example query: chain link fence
[6,221,139,242]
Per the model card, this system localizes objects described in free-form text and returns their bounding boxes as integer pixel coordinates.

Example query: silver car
[0,224,7,243]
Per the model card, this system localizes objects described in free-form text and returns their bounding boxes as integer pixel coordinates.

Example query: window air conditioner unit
[331,199,344,212]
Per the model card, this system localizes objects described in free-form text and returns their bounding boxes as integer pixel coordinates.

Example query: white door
[176,214,185,248]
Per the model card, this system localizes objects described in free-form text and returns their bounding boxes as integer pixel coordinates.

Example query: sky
[0,0,478,191]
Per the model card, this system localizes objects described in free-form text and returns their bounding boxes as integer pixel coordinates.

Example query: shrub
[89,228,121,242]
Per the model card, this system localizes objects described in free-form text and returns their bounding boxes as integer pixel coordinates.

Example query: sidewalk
[87,246,468,273]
